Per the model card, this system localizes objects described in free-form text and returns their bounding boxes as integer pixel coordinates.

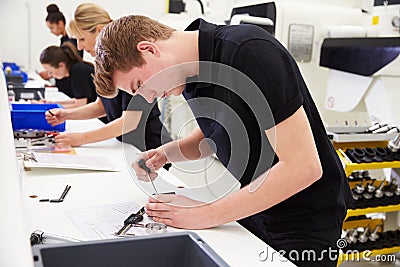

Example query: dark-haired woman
[38,42,96,109]
[45,4,83,57]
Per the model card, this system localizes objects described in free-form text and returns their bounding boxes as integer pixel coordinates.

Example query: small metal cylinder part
[388,134,400,153]
[395,185,400,196]
[369,225,380,242]
[363,192,373,199]
[383,178,397,197]
[353,179,365,194]
[374,180,386,198]
[352,192,361,201]
[346,229,358,244]
[358,226,370,243]
[366,180,376,193]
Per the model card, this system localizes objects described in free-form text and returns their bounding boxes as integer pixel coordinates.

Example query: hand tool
[137,158,159,195]
[115,207,146,236]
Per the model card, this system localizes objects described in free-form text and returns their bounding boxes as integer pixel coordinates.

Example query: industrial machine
[227,0,400,264]
[229,0,400,130]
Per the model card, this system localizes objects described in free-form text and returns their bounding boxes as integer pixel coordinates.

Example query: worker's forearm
[80,111,142,144]
[160,127,213,162]
[81,117,126,144]
[64,100,106,120]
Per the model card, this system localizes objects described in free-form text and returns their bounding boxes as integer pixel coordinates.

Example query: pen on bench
[50,185,71,202]
[40,185,72,203]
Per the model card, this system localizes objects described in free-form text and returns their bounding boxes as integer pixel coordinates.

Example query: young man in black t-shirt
[94,15,352,267]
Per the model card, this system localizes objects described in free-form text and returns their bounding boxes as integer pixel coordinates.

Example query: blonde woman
[46,3,172,164]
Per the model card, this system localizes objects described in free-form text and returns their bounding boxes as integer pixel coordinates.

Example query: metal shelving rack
[334,140,400,265]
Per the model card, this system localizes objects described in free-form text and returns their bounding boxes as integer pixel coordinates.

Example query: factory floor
[170,158,400,267]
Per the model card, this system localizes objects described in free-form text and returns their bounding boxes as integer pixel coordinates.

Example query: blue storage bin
[3,62,19,71]
[10,70,28,83]
[10,103,66,131]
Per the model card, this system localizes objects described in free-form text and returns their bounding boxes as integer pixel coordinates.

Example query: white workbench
[1,79,295,266]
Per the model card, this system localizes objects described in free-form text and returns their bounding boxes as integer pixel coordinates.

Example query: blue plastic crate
[10,103,65,131]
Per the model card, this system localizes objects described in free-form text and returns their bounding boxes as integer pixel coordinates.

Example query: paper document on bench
[66,202,173,240]
[23,152,119,171]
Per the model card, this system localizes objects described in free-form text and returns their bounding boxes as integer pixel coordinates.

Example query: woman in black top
[45,4,83,57]
[38,42,97,109]
[44,3,172,168]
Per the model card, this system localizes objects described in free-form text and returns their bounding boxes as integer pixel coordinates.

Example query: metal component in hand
[137,158,158,195]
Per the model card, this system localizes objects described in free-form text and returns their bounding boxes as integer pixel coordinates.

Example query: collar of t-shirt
[184,18,217,93]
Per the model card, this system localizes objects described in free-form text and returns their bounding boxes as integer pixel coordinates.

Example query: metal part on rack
[358,226,370,243]
[353,179,365,194]
[388,133,400,152]
[366,180,376,193]
[346,229,358,244]
[374,180,386,198]
[365,123,387,133]
[351,191,361,201]
[395,185,400,196]
[369,225,381,242]
[363,191,373,199]
[360,170,369,179]
[383,178,397,197]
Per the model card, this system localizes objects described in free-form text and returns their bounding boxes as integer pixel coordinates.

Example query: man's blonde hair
[67,3,112,38]
[94,15,175,98]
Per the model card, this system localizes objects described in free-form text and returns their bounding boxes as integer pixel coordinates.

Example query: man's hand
[146,194,214,229]
[45,108,67,126]
[134,148,168,181]
[55,132,86,147]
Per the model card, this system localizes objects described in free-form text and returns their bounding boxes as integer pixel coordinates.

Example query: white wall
[0,0,166,71]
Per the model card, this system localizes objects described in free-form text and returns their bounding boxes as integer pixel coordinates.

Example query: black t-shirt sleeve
[120,90,133,111]
[125,94,154,111]
[232,39,303,129]
[69,63,95,100]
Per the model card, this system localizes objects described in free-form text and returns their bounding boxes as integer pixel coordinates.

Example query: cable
[196,0,204,14]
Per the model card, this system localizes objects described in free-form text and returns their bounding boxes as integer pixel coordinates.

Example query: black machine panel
[320,37,400,76]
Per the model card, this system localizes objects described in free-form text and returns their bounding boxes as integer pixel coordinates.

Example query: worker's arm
[146,106,323,229]
[55,110,142,147]
[134,127,214,180]
[50,97,88,109]
[46,97,106,126]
